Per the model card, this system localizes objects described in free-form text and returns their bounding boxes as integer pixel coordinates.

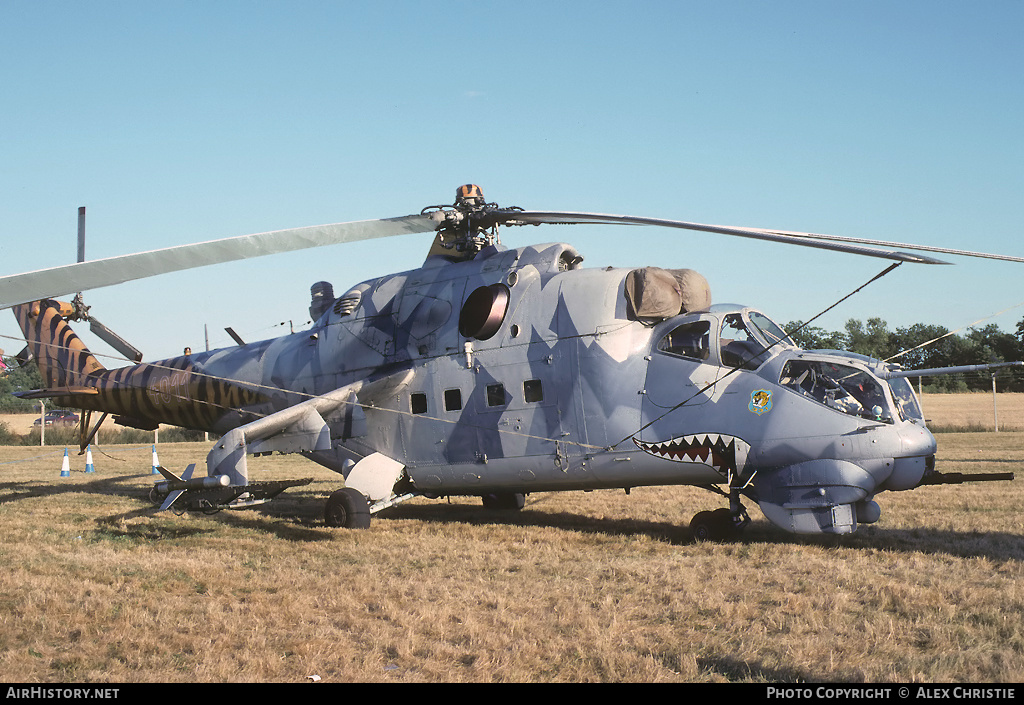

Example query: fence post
[992,373,999,432]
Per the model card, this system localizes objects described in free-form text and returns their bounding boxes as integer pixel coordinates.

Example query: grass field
[0,425,1022,683]
[919,392,1024,432]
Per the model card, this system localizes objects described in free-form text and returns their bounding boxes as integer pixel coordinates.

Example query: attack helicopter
[1,184,1021,540]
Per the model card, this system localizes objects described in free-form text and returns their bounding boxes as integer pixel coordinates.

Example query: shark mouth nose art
[634,433,751,476]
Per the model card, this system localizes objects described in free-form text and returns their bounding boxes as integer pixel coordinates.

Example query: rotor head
[456,184,486,207]
[421,184,517,258]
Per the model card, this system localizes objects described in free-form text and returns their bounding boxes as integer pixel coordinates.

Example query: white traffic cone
[152,445,160,475]
[60,448,70,477]
[85,445,95,474]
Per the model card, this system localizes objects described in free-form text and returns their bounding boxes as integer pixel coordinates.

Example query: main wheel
[324,488,371,528]
[690,511,716,542]
[481,492,526,510]
[691,508,743,542]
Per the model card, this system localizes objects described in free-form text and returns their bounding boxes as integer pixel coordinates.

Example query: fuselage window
[658,321,711,361]
[411,392,428,415]
[444,388,463,412]
[523,379,544,403]
[486,383,507,407]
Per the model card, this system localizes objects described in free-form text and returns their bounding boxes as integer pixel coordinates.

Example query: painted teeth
[633,433,750,476]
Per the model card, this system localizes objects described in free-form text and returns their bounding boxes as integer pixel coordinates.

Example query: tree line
[784,318,1024,392]
[0,359,43,412]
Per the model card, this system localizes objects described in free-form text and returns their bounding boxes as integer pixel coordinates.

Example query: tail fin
[11,300,106,388]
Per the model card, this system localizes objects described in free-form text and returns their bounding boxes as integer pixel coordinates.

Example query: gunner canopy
[779,359,895,422]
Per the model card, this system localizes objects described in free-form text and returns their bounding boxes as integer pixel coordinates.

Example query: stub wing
[198,370,414,505]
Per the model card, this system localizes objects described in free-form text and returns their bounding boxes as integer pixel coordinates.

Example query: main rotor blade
[502,211,951,264]
[0,214,435,309]
[747,227,1024,264]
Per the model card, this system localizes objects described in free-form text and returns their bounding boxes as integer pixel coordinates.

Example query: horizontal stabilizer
[14,386,100,399]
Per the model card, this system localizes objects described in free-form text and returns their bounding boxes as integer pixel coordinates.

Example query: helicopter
[1,184,1020,540]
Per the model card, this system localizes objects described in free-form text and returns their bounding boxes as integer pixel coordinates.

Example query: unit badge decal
[749,389,772,415]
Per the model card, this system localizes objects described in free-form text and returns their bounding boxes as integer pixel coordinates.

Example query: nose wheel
[690,494,750,542]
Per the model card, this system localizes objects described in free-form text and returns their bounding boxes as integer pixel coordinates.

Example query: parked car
[33,410,80,427]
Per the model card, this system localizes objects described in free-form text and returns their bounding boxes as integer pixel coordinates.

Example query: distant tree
[892,323,954,370]
[0,357,43,412]
[966,324,1022,365]
[966,324,1024,392]
[844,318,897,360]
[887,323,1024,392]
[783,320,847,350]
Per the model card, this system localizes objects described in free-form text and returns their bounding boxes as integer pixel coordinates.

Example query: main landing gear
[323,488,529,527]
[324,488,371,529]
[481,492,526,510]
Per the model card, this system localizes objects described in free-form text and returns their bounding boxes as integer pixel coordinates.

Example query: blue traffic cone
[85,445,95,474]
[60,448,70,477]
[151,445,160,475]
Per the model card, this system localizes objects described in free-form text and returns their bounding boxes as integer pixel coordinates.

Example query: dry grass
[919,392,1024,432]
[0,414,44,435]
[0,431,1022,683]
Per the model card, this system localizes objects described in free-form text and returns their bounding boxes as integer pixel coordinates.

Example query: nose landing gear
[690,490,750,542]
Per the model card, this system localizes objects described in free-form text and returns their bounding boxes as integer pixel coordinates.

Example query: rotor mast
[422,184,521,259]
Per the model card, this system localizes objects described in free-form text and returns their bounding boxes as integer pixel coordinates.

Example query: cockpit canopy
[654,306,926,426]
[779,359,892,421]
[656,305,795,370]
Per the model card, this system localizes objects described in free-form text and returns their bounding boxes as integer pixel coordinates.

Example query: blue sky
[2,1,1022,362]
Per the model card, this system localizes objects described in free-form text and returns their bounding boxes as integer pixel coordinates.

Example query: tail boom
[11,299,270,433]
